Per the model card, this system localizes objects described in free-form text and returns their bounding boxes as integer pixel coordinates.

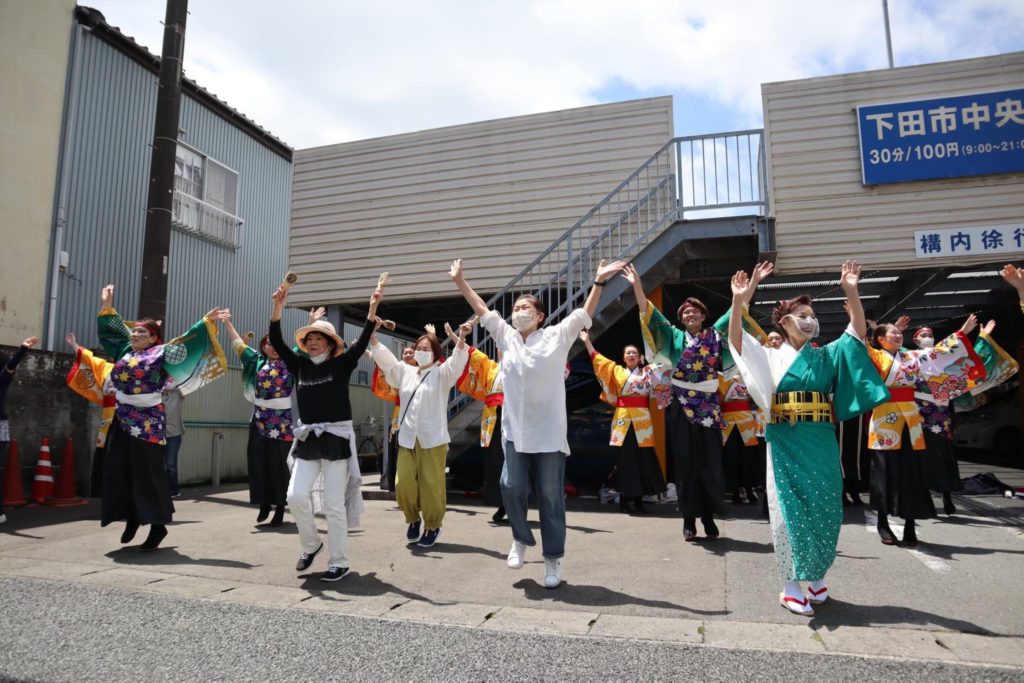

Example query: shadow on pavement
[696,537,775,556]
[410,542,506,561]
[811,599,994,635]
[512,578,730,617]
[299,571,443,605]
[907,541,1024,560]
[105,546,259,570]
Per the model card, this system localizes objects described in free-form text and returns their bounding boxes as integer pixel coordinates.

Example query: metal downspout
[45,21,85,351]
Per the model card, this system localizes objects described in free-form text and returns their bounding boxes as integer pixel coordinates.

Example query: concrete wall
[762,52,1024,274]
[287,97,674,306]
[0,0,76,345]
[1,346,99,499]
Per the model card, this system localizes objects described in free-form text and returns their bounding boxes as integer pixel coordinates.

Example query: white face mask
[787,314,819,338]
[310,351,331,365]
[916,336,934,349]
[414,350,434,367]
[511,310,536,332]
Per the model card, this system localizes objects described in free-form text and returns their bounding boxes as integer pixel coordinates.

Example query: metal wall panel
[50,25,309,482]
[762,52,1024,273]
[287,97,674,305]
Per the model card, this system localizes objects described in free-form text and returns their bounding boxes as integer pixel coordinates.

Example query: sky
[85,0,1024,150]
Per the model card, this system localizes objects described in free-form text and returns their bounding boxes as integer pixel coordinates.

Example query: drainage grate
[952,495,1024,532]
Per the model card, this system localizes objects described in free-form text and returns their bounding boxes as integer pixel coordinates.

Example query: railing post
[566,233,573,307]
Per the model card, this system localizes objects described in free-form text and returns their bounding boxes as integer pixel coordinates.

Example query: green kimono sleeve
[954,330,1019,406]
[712,306,767,372]
[97,308,132,359]
[827,333,890,423]
[233,340,260,403]
[163,316,228,396]
[641,302,687,367]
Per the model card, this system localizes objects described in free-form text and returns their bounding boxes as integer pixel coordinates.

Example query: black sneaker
[295,542,323,571]
[406,520,421,544]
[417,528,441,548]
[320,565,349,582]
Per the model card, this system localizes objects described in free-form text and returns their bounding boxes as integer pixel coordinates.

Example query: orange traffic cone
[2,440,27,507]
[47,438,86,506]
[31,438,55,504]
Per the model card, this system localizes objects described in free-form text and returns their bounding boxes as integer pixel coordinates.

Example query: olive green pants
[396,441,448,529]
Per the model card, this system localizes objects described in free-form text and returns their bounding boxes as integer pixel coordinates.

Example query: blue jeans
[500,441,566,559]
[165,436,182,496]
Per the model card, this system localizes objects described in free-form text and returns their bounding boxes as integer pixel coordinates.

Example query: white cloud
[85,0,1024,149]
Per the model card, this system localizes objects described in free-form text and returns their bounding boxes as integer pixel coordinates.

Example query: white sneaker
[0,513,6,525]
[507,541,526,569]
[543,558,563,589]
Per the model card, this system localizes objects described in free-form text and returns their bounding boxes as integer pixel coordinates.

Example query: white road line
[863,511,952,573]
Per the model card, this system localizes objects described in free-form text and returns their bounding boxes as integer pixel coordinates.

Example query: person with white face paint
[728,261,889,616]
[449,257,626,589]
[370,322,469,548]
[269,283,381,582]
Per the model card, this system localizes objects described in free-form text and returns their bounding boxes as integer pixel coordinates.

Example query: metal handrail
[448,129,768,417]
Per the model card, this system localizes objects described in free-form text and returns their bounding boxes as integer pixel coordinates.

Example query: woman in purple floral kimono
[96,285,228,551]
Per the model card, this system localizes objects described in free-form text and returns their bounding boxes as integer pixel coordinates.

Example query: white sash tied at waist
[670,378,718,393]
[253,396,292,410]
[288,419,363,527]
[115,390,162,408]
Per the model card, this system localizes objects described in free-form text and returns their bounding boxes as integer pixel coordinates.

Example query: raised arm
[622,264,648,314]
[729,262,773,355]
[97,284,131,358]
[268,287,300,371]
[3,336,37,376]
[1001,264,1024,310]
[223,316,243,345]
[579,329,596,356]
[449,259,490,318]
[340,288,383,367]
[582,259,626,320]
[840,260,866,339]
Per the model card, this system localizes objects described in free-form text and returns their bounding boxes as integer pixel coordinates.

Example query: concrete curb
[2,556,1022,670]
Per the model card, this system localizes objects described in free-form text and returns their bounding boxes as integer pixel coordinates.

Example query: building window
[357,370,369,386]
[172,143,244,249]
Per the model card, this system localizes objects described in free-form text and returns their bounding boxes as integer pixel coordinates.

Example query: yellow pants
[396,441,448,529]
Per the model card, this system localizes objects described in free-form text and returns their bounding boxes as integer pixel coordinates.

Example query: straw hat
[294,320,345,357]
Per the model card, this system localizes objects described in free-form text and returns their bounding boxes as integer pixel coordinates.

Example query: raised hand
[22,336,39,348]
[101,284,115,309]
[750,261,774,286]
[449,259,464,281]
[839,260,862,292]
[982,319,996,336]
[620,264,638,286]
[894,315,911,332]
[443,322,458,343]
[578,329,589,343]
[64,332,79,352]
[730,270,754,302]
[205,307,231,322]
[308,306,326,324]
[595,259,626,282]
[1001,264,1024,292]
[272,285,287,306]
[959,313,978,336]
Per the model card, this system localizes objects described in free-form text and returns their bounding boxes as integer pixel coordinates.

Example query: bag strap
[397,368,434,429]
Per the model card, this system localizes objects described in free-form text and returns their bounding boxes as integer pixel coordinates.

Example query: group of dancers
[55,261,1024,606]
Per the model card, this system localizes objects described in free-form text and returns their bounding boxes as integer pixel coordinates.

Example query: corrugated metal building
[762,51,1024,273]
[48,7,306,483]
[287,97,674,307]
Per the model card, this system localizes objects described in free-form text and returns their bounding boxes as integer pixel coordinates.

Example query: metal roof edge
[74,5,293,162]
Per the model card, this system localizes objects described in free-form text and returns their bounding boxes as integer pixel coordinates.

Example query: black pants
[839,416,870,495]
[667,402,725,519]
[102,421,174,527]
[246,421,292,507]
[614,428,666,498]
[870,433,937,521]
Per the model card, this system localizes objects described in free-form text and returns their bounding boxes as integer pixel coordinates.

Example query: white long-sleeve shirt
[481,308,592,455]
[371,342,469,450]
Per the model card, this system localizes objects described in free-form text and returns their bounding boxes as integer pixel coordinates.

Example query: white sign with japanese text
[914,224,1024,259]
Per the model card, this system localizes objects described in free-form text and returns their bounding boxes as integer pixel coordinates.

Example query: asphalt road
[0,576,1017,683]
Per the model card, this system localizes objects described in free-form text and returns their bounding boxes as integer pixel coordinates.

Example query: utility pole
[882,0,895,69]
[138,0,189,322]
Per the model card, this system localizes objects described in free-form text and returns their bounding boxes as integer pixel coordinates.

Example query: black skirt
[101,420,174,527]
[870,431,937,521]
[292,431,352,461]
[246,420,292,507]
[922,430,962,493]
[667,401,725,518]
[839,416,871,495]
[483,408,504,507]
[721,428,765,491]
[614,428,666,498]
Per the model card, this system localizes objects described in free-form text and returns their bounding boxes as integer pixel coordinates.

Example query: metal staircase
[447,129,771,452]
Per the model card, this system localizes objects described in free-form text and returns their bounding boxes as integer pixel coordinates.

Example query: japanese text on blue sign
[914,224,1024,259]
[857,88,1024,185]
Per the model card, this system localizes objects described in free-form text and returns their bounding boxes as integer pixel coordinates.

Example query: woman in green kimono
[727,261,889,616]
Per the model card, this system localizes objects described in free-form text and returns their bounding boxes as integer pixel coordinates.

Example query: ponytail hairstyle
[770,295,812,343]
